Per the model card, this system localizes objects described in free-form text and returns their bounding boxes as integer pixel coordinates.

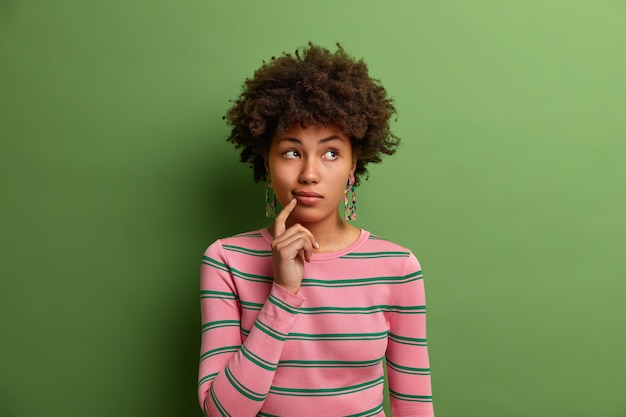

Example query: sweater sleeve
[386,253,434,416]
[197,240,305,416]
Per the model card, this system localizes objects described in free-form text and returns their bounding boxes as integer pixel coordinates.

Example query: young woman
[198,43,434,416]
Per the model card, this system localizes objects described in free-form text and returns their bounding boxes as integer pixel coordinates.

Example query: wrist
[274,281,300,295]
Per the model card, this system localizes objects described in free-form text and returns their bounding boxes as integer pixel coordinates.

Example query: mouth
[292,191,323,205]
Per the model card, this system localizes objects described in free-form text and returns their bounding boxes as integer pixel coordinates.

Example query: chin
[292,208,336,224]
[291,213,321,224]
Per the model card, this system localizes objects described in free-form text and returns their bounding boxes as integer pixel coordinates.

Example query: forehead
[272,122,350,145]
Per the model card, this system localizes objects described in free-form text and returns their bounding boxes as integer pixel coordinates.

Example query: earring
[344,173,357,221]
[265,173,276,218]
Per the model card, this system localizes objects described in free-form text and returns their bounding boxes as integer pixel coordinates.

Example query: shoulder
[349,231,422,275]
[363,232,412,252]
[203,229,271,260]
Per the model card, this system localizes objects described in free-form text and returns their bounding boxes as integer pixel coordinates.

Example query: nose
[299,157,320,184]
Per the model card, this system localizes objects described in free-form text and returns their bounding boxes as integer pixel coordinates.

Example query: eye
[323,150,339,161]
[283,150,300,159]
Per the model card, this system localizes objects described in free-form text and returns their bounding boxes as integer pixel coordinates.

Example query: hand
[271,199,319,294]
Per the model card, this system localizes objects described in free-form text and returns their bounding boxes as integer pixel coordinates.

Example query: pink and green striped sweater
[198,229,434,416]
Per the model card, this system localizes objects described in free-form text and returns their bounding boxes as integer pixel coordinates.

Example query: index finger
[274,198,297,236]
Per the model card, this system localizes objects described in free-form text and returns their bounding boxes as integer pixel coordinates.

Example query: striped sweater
[198,229,434,416]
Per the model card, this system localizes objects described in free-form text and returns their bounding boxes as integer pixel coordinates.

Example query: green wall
[1,1,625,416]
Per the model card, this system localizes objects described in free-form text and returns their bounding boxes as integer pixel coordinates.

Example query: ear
[350,158,357,175]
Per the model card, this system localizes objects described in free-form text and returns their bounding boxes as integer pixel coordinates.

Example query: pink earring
[344,173,356,221]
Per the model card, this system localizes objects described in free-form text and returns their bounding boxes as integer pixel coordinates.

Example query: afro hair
[224,42,399,186]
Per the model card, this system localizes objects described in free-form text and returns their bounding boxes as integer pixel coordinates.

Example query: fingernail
[314,241,320,249]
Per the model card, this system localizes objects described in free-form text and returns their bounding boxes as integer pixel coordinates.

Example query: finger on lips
[270,200,318,292]
[274,198,297,236]
[273,199,319,250]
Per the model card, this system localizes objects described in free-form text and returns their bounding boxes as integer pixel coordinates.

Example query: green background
[1,1,625,416]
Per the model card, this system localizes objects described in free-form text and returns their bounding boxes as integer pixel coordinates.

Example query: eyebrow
[278,135,344,145]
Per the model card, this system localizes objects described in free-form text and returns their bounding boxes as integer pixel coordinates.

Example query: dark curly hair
[224,42,399,186]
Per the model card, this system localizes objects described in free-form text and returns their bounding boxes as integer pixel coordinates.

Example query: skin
[266,123,361,294]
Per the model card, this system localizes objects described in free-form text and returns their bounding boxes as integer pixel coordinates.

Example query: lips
[293,191,323,205]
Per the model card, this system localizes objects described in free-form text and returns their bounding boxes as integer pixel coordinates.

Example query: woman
[199,43,434,416]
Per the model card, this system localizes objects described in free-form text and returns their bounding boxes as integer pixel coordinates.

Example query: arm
[198,200,315,416]
[386,253,435,416]
[198,240,305,416]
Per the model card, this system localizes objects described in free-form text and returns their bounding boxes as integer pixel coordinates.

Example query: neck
[275,212,361,253]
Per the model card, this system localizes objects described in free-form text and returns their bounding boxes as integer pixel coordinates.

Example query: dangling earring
[265,173,276,218]
[344,173,357,221]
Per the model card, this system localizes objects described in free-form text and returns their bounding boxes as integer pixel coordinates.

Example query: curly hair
[224,42,399,186]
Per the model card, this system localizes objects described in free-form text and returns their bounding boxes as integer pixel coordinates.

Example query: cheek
[269,172,293,204]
